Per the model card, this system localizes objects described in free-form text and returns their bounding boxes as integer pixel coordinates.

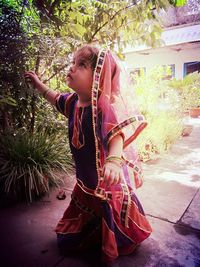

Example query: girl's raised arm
[24,71,59,105]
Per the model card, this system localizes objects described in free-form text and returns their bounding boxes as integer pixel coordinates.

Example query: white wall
[124,43,200,79]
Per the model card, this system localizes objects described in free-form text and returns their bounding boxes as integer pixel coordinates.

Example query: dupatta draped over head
[91,50,147,217]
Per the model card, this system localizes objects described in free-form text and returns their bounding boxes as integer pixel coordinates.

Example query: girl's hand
[103,161,124,186]
[24,71,42,88]
[24,71,57,104]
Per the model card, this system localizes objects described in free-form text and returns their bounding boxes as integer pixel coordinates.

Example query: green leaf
[0,97,17,107]
[172,0,187,7]
[176,0,187,7]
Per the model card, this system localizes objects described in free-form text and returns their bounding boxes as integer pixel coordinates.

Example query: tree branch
[89,2,138,42]
[43,63,68,83]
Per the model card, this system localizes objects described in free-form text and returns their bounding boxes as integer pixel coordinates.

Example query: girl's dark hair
[74,45,99,70]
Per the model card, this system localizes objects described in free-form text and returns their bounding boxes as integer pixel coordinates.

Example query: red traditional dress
[55,50,152,262]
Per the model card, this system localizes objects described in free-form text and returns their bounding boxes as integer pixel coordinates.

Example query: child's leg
[57,215,101,253]
[55,184,103,254]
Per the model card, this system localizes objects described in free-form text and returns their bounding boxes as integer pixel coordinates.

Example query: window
[162,64,175,80]
[129,67,146,82]
[184,61,200,76]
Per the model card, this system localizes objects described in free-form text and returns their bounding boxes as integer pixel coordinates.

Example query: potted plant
[168,72,200,118]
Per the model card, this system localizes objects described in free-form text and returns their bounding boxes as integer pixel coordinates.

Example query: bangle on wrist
[105,160,122,168]
[105,155,124,167]
[42,89,51,98]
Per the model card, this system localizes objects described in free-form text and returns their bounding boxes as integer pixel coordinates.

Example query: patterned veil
[91,49,147,203]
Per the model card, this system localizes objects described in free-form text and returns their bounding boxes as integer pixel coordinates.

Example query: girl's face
[66,53,94,97]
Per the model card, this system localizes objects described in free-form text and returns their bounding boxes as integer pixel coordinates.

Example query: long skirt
[55,182,152,262]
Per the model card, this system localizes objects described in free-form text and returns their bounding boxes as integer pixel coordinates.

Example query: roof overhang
[124,23,200,54]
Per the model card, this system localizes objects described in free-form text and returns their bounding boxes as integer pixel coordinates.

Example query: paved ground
[0,118,200,267]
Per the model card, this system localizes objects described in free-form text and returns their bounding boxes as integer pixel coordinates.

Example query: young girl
[24,45,152,262]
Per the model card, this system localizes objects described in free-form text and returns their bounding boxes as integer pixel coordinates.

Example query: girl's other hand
[103,162,123,186]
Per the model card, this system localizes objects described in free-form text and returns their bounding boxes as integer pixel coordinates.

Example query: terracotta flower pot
[182,125,193,137]
[189,108,200,118]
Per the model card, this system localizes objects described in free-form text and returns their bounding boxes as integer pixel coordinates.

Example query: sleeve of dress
[99,105,125,150]
[55,93,73,117]
[101,102,147,150]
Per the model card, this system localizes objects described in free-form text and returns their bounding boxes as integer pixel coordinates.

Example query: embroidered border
[91,50,106,197]
[71,193,96,216]
[120,183,131,227]
[91,50,133,227]
[72,106,85,149]
[104,115,147,149]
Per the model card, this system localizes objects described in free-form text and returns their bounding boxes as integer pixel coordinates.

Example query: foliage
[34,96,69,136]
[167,72,200,111]
[0,0,185,134]
[28,0,186,49]
[136,112,183,161]
[0,1,32,132]
[0,128,74,202]
[134,67,183,161]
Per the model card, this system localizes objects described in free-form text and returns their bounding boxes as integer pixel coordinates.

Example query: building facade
[124,2,200,80]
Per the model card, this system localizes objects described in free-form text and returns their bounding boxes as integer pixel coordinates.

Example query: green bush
[134,67,183,161]
[35,98,69,136]
[135,112,182,161]
[167,72,200,111]
[0,128,74,202]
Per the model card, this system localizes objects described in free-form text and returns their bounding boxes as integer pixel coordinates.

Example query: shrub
[35,98,69,136]
[0,129,74,202]
[167,72,200,111]
[134,67,183,161]
[135,112,183,161]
